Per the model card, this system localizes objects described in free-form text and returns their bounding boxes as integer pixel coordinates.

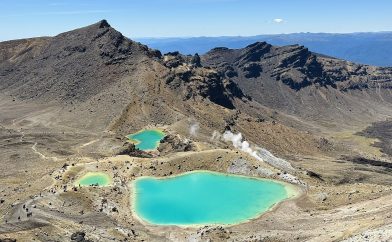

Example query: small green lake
[75,172,111,187]
[133,171,295,226]
[127,129,166,151]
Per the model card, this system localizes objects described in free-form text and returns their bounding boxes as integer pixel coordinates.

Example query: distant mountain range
[136,32,392,67]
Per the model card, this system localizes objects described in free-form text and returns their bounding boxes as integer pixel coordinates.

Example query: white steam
[220,131,294,172]
[189,122,200,137]
[222,131,261,161]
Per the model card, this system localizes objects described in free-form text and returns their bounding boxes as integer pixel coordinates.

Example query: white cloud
[273,18,284,24]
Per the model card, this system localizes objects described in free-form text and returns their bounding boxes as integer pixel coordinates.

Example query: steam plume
[221,131,294,172]
[222,131,261,160]
[189,122,200,137]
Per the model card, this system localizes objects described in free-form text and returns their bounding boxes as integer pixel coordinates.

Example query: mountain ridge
[1,20,391,133]
[0,20,248,134]
[137,32,392,66]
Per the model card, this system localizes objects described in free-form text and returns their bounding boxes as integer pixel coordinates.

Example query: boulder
[115,142,152,158]
[191,53,202,67]
[71,231,93,242]
[243,62,262,78]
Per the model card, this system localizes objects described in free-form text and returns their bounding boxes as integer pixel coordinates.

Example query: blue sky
[1,0,392,41]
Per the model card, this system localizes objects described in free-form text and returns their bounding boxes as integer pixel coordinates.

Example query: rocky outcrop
[158,134,195,154]
[201,41,392,125]
[115,142,152,158]
[237,42,271,63]
[71,231,93,242]
[243,62,262,78]
[191,53,202,67]
[203,42,392,91]
[163,52,246,109]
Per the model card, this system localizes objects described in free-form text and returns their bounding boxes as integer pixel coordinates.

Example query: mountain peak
[98,19,110,28]
[244,41,269,49]
[81,19,111,30]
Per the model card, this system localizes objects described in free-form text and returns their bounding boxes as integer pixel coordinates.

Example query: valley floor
[0,97,392,242]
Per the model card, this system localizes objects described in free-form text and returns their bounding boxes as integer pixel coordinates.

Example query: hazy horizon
[2,21,392,42]
[1,0,392,41]
[135,30,392,40]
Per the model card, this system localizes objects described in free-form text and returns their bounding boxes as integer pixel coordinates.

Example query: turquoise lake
[133,171,294,225]
[75,172,111,187]
[127,129,166,151]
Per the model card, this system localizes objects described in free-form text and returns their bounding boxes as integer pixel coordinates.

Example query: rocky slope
[0,20,244,134]
[2,20,391,134]
[202,42,392,130]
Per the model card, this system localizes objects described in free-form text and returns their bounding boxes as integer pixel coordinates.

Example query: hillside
[1,20,392,242]
[0,20,245,134]
[202,42,392,130]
